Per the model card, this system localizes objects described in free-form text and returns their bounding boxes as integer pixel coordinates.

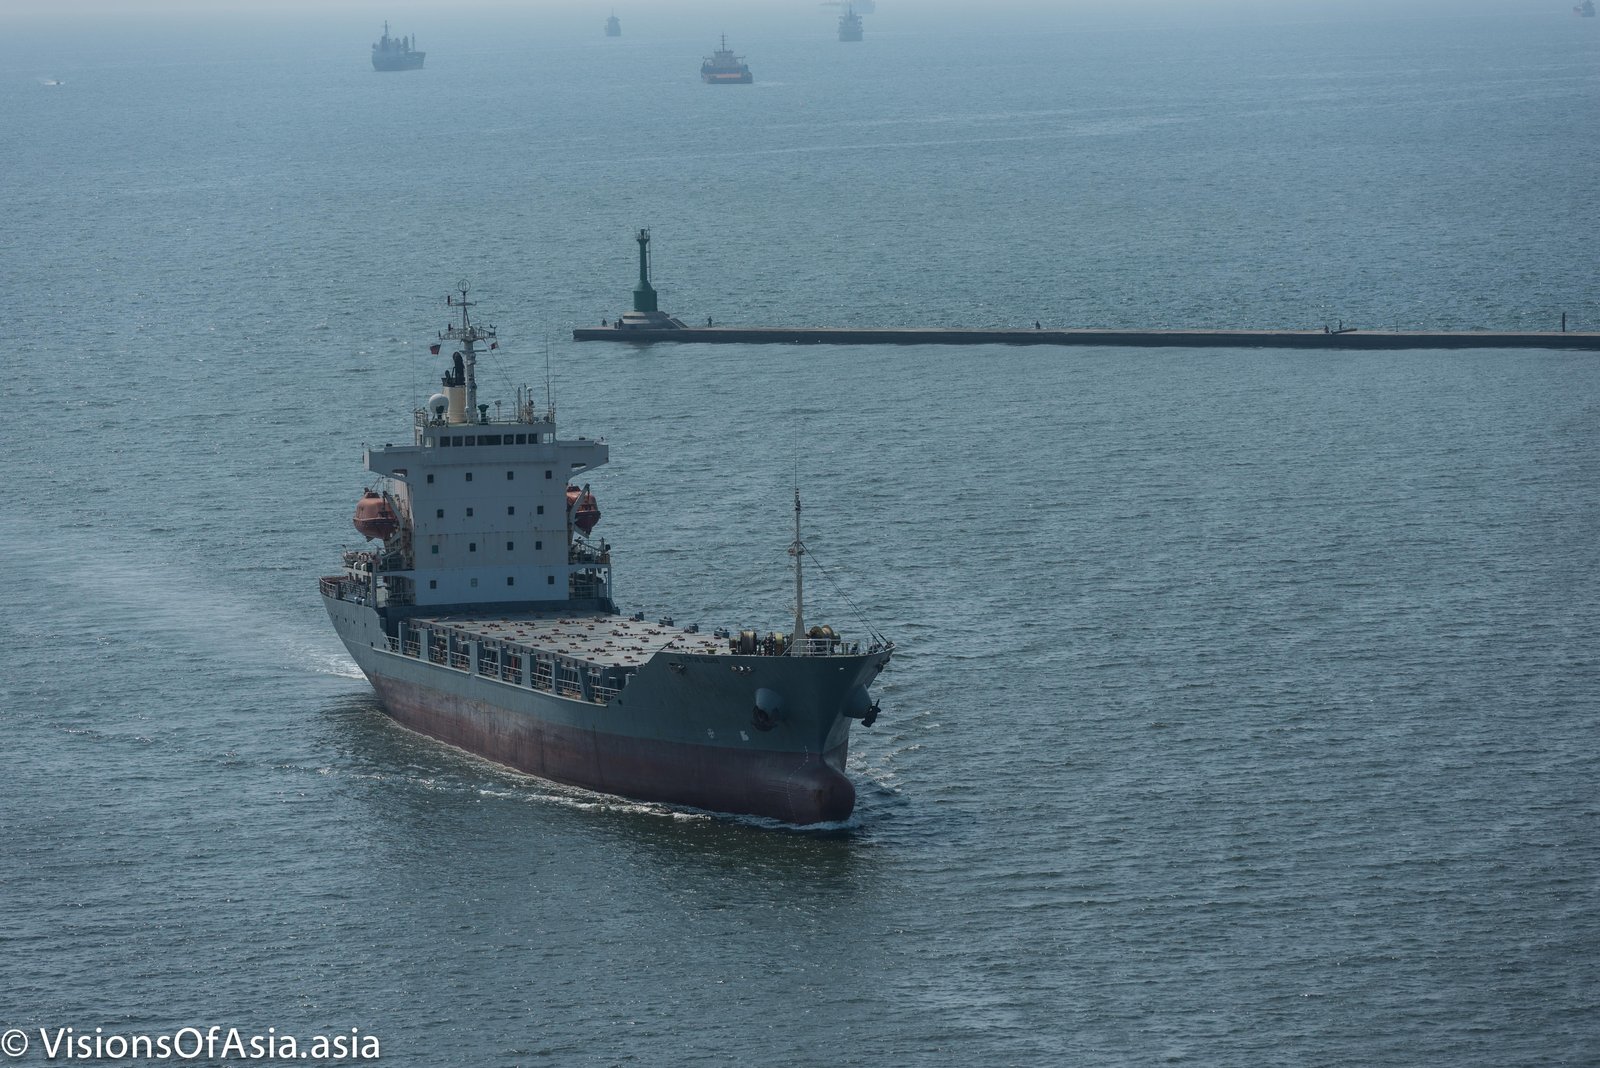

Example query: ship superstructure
[371,21,425,71]
[839,5,864,41]
[606,12,622,36]
[701,35,753,83]
[322,285,893,824]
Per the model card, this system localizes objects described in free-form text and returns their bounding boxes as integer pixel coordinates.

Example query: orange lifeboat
[567,484,602,536]
[575,489,601,536]
[353,490,398,540]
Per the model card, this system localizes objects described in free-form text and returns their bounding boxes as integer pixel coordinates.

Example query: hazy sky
[0,0,1570,19]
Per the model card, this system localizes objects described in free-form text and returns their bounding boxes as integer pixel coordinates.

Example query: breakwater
[572,326,1600,350]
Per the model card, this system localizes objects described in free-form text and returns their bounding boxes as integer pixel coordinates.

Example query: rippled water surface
[3,6,1597,1066]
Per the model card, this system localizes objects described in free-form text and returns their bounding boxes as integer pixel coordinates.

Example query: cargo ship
[606,12,621,36]
[701,35,753,83]
[322,284,894,824]
[839,5,863,41]
[371,22,424,71]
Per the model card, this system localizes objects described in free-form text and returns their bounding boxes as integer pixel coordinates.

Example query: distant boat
[371,21,425,71]
[839,4,863,41]
[1578,1,1597,16]
[701,35,753,84]
[606,12,621,36]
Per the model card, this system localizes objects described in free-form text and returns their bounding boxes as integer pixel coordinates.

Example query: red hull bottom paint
[368,674,855,825]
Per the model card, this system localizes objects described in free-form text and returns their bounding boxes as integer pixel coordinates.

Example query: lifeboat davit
[567,484,602,536]
[353,489,398,540]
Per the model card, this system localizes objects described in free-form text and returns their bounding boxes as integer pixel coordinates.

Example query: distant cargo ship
[701,35,753,84]
[839,5,863,41]
[1578,1,1596,16]
[606,12,621,36]
[372,22,424,71]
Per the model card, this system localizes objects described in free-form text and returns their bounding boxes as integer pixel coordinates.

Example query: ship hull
[367,672,855,823]
[372,53,425,71]
[325,595,884,824]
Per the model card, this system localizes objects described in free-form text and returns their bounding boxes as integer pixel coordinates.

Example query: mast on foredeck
[790,488,804,649]
[439,280,496,424]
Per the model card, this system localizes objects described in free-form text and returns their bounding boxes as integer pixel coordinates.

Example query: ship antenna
[544,334,553,416]
[789,487,805,653]
[438,279,495,424]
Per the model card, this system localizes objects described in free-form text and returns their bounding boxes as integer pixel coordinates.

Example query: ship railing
[414,409,561,432]
[321,575,373,605]
[555,662,584,699]
[531,660,554,691]
[450,650,469,671]
[402,638,421,658]
[591,683,619,703]
[786,637,854,657]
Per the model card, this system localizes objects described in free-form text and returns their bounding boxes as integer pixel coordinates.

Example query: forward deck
[359,609,868,706]
[418,612,725,668]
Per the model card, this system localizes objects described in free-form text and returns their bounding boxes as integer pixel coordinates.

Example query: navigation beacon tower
[615,229,686,330]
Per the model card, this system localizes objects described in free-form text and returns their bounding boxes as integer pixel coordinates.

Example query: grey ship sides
[322,286,893,824]
[839,5,864,41]
[701,35,753,83]
[372,22,424,71]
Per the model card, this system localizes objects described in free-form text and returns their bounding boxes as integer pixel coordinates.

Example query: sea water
[2,5,1597,1065]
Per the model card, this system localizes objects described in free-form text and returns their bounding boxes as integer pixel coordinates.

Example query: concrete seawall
[572,326,1600,351]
